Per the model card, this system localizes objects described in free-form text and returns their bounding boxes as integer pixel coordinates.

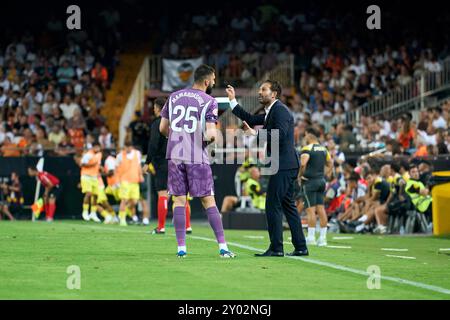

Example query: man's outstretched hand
[226,85,235,101]
[242,121,257,136]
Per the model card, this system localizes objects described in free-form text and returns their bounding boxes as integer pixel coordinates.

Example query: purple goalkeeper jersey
[161,88,218,164]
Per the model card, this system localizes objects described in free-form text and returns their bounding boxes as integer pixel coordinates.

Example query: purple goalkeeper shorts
[167,160,215,197]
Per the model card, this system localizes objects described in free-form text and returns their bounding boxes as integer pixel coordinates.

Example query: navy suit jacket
[232,100,300,171]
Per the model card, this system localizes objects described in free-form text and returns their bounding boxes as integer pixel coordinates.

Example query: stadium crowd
[0,36,118,157]
[157,1,450,113]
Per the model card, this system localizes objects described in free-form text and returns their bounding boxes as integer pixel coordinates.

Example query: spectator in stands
[398,114,415,151]
[86,107,106,134]
[261,47,278,74]
[431,107,447,129]
[91,62,109,89]
[35,126,54,154]
[60,94,80,120]
[42,93,58,116]
[397,64,413,86]
[48,124,66,146]
[56,60,75,87]
[55,134,75,156]
[66,109,86,131]
[98,125,114,149]
[337,124,357,151]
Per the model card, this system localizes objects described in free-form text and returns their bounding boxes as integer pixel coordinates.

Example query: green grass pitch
[1,220,449,299]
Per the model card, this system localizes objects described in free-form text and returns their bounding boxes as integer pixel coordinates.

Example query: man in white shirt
[432,107,447,129]
[59,94,80,120]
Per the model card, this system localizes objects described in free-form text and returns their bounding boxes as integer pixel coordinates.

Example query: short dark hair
[124,140,133,147]
[391,162,400,173]
[348,172,360,182]
[194,64,215,83]
[399,160,410,171]
[418,121,428,131]
[305,126,319,138]
[263,80,282,98]
[154,97,166,109]
[435,107,443,114]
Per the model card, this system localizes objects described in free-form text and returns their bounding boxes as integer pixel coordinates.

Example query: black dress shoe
[286,249,309,257]
[254,250,284,257]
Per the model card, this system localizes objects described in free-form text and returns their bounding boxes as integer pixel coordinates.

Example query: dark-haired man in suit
[226,81,308,257]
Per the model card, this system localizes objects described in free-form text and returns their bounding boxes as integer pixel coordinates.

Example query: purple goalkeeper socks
[206,206,226,244]
[173,206,186,246]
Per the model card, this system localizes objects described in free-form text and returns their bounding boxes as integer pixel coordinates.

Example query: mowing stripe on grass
[326,245,352,249]
[244,236,264,239]
[65,223,450,296]
[332,236,354,240]
[189,235,450,295]
[385,255,416,260]
[381,248,409,252]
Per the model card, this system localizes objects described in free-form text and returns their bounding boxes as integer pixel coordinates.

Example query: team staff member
[80,142,102,222]
[28,167,62,222]
[96,174,117,224]
[405,165,432,220]
[227,81,308,257]
[221,167,266,212]
[299,127,333,246]
[104,151,121,203]
[117,141,143,226]
[354,168,391,233]
[0,172,22,220]
[144,98,192,234]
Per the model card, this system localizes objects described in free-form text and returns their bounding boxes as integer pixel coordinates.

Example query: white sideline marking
[64,223,450,296]
[439,248,450,251]
[385,255,416,260]
[326,245,352,249]
[188,235,450,295]
[381,248,409,252]
[244,236,264,239]
[332,236,354,240]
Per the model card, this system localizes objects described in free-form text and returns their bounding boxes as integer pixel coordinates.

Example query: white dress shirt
[229,98,278,122]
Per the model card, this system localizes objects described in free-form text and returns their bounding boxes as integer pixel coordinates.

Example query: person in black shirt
[373,164,395,234]
[143,98,192,235]
[299,127,333,246]
[0,172,23,220]
[129,111,150,154]
[418,160,433,187]
[355,167,392,234]
[144,98,168,234]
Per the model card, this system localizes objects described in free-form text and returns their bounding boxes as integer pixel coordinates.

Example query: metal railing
[344,57,450,124]
[218,55,295,130]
